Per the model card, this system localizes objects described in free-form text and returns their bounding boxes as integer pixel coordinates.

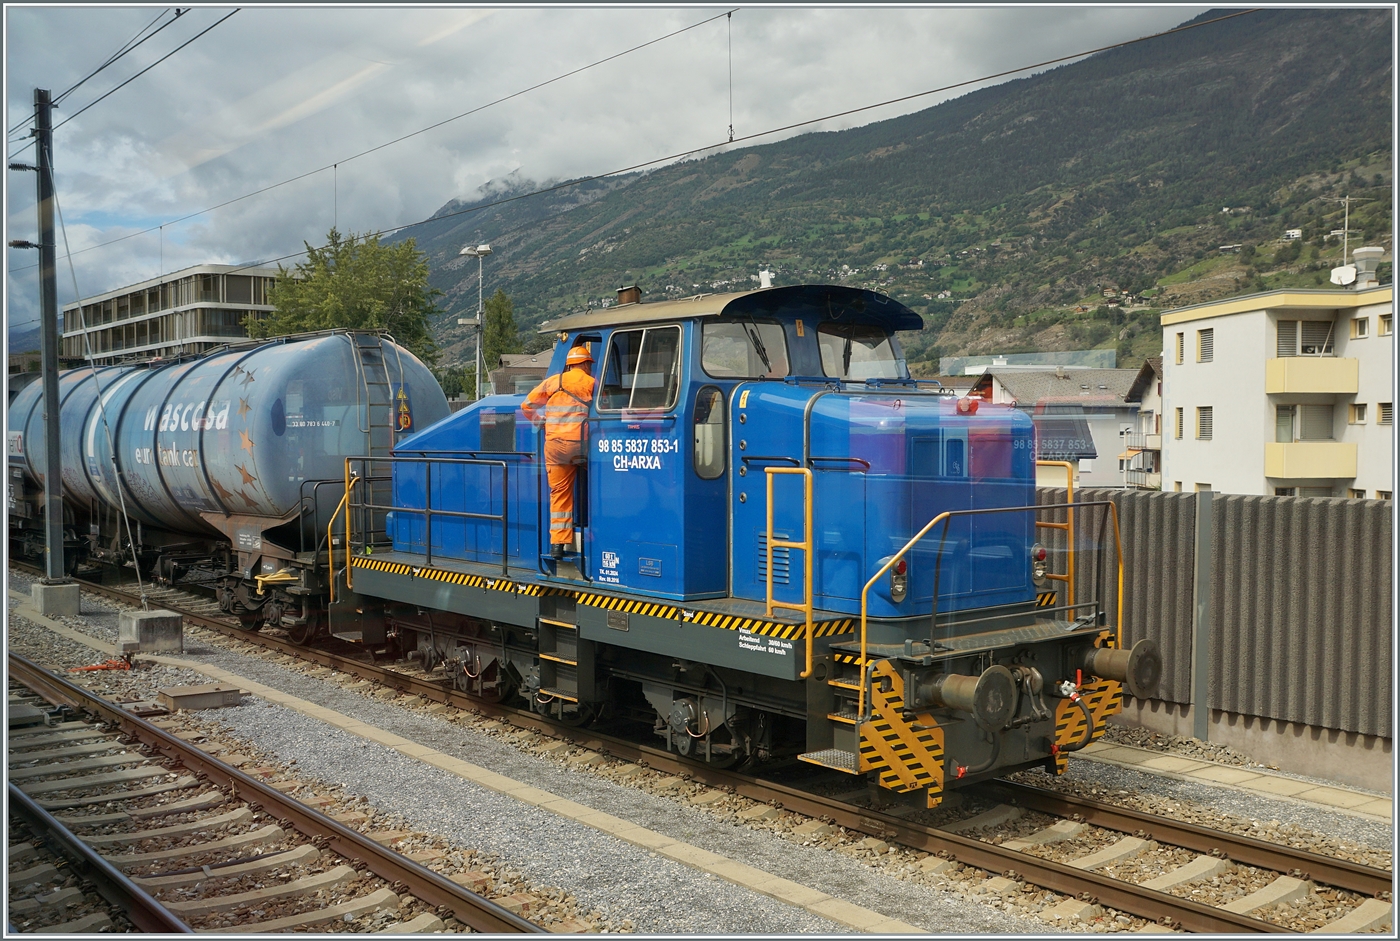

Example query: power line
[219,8,1262,276]
[54,9,239,132]
[13,8,736,269]
[7,8,182,139]
[54,9,186,106]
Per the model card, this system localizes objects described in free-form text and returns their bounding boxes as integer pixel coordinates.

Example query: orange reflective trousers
[545,439,585,545]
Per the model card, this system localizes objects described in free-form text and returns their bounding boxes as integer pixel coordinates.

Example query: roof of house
[498,352,551,369]
[972,368,1139,407]
[1125,356,1163,403]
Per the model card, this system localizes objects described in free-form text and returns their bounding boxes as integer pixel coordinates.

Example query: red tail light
[895,558,907,576]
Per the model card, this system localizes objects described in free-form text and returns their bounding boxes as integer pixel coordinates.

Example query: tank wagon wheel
[556,702,597,728]
[286,612,322,646]
[235,611,263,632]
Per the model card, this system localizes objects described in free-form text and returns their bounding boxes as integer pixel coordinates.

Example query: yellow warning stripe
[349,555,566,596]
[1036,590,1057,607]
[575,591,857,639]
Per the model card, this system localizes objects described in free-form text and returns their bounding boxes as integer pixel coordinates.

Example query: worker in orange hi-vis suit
[521,346,596,559]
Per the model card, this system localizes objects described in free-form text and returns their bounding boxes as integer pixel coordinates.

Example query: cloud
[5,5,1207,328]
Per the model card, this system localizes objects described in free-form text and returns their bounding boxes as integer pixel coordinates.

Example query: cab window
[817,323,903,380]
[599,326,682,411]
[701,320,788,378]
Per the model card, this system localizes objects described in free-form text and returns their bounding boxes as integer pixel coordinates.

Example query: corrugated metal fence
[1036,488,1392,740]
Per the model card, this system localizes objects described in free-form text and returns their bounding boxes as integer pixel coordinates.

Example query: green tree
[247,228,442,364]
[480,289,522,373]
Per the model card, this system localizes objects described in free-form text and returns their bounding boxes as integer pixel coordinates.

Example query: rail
[857,499,1123,722]
[763,466,815,680]
[344,455,513,578]
[30,567,1388,933]
[1035,459,1076,607]
[7,652,542,934]
[8,782,193,933]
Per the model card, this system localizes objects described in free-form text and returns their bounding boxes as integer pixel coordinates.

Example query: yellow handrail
[764,467,815,679]
[857,511,952,721]
[1035,460,1075,607]
[333,466,362,598]
[1108,500,1124,648]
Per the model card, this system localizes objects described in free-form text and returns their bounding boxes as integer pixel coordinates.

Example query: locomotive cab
[362,284,1159,808]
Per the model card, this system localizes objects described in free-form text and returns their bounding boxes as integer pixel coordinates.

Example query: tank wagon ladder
[349,333,402,546]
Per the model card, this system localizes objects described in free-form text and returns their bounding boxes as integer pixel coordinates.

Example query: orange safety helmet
[566,346,594,367]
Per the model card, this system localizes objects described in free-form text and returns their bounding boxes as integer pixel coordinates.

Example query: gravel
[12,574,1391,934]
[9,593,1055,935]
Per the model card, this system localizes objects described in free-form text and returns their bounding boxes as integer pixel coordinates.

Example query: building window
[1196,406,1213,440]
[1174,481,1182,492]
[1349,403,1368,424]
[1350,317,1369,339]
[1276,319,1335,356]
[1275,405,1294,442]
[1175,332,1184,365]
[1197,328,1214,362]
[1299,404,1332,440]
[1174,407,1184,439]
[1380,403,1393,426]
[1349,488,1366,499]
[1381,314,1393,336]
[1195,482,1212,492]
[1301,486,1333,498]
[1274,487,1296,496]
[1379,490,1393,500]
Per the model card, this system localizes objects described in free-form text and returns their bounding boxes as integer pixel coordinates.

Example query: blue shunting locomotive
[341,283,1160,807]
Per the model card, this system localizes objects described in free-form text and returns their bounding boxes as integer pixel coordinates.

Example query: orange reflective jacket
[522,367,595,443]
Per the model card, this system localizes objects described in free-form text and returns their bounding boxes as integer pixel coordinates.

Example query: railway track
[13,566,1394,934]
[6,651,541,934]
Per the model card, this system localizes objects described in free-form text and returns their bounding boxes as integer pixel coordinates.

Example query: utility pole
[10,89,77,613]
[35,89,66,584]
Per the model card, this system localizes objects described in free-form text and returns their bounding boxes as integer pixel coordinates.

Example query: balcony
[1264,442,1357,479]
[1124,469,1162,490]
[1265,357,1358,395]
[1124,432,1162,452]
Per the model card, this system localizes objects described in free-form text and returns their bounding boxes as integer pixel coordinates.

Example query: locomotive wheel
[557,702,596,727]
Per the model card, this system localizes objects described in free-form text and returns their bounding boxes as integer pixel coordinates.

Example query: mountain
[403,8,1392,373]
[7,323,40,355]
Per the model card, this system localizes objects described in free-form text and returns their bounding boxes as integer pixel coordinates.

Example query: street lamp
[457,243,493,399]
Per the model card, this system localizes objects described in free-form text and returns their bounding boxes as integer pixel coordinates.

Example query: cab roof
[538,284,923,335]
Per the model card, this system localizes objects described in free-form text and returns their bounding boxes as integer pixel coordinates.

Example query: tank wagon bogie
[7,331,449,638]
[335,284,1161,808]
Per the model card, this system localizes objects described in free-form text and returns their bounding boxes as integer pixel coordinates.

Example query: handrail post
[764,467,815,680]
[344,459,354,592]
[425,461,433,568]
[500,461,509,576]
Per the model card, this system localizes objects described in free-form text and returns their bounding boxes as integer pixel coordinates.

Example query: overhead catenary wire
[54,9,238,132]
[12,8,737,271]
[216,7,1262,278]
[54,9,186,107]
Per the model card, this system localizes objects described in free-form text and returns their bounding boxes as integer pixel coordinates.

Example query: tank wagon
[338,284,1161,808]
[8,331,448,639]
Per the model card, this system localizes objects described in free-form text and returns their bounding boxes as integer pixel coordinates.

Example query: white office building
[1160,253,1393,499]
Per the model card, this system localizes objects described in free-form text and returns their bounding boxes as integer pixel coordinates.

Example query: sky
[4,4,1208,338]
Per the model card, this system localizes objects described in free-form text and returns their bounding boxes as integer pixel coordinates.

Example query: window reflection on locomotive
[599,326,682,410]
[818,323,903,380]
[692,387,725,479]
[701,320,789,378]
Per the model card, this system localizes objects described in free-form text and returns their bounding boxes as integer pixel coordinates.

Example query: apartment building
[61,264,281,364]
[1160,253,1393,498]
[1123,356,1163,489]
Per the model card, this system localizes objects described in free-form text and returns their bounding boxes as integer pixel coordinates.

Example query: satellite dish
[1330,265,1357,286]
